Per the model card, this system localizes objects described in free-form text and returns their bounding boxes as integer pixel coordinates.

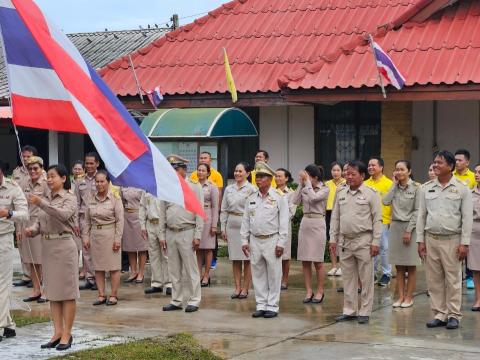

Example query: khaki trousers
[147,223,171,289]
[167,228,201,307]
[250,235,282,312]
[425,233,462,321]
[0,233,16,329]
[340,233,374,317]
[80,214,94,279]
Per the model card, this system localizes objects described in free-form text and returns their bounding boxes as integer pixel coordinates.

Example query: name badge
[250,202,256,205]
[428,190,435,193]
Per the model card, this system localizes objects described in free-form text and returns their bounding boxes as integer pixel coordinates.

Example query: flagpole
[128,54,145,104]
[368,34,387,99]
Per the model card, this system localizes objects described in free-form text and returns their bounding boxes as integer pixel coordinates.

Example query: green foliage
[13,313,49,327]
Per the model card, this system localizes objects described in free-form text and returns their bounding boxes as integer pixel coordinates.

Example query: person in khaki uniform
[83,170,124,306]
[139,191,172,295]
[330,160,382,325]
[161,155,204,313]
[0,160,28,341]
[241,162,289,319]
[417,150,472,330]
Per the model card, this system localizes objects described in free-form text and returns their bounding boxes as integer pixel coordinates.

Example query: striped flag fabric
[146,86,163,109]
[0,0,204,217]
[223,48,237,103]
[372,41,406,90]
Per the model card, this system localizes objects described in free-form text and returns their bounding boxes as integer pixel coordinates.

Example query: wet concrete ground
[2,255,480,359]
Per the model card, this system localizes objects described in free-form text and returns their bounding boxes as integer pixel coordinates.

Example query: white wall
[412,100,480,182]
[259,105,315,178]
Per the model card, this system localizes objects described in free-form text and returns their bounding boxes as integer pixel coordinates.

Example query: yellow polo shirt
[250,170,277,188]
[325,178,346,210]
[364,175,393,224]
[190,167,224,188]
[453,168,476,189]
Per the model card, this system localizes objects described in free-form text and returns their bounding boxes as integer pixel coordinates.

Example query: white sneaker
[392,300,403,308]
[401,300,414,308]
[335,268,342,276]
[327,268,337,276]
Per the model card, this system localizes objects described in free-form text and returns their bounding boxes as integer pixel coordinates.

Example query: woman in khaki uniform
[196,163,219,287]
[19,156,49,303]
[26,164,79,351]
[292,165,329,304]
[220,162,255,298]
[469,164,480,311]
[383,160,420,308]
[275,168,297,290]
[120,187,147,283]
[83,171,124,306]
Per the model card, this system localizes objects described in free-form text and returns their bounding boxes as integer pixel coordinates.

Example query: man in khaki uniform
[241,162,289,319]
[0,160,28,340]
[75,152,99,290]
[330,160,382,324]
[161,155,204,313]
[139,191,172,295]
[417,150,472,330]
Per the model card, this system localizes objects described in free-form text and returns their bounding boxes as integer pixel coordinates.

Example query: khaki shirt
[120,187,143,210]
[0,177,28,235]
[159,179,204,240]
[240,187,289,248]
[416,176,473,245]
[220,181,256,232]
[83,191,124,244]
[278,186,297,220]
[291,179,329,215]
[139,192,164,231]
[382,179,420,233]
[30,189,77,235]
[12,166,29,189]
[329,183,382,246]
[74,173,97,216]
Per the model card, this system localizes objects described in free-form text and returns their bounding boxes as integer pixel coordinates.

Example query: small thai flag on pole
[146,86,163,109]
[368,35,405,98]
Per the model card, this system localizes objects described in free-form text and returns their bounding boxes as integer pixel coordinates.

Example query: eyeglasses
[28,166,41,172]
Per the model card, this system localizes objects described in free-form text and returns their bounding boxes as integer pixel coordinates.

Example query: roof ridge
[68,28,168,36]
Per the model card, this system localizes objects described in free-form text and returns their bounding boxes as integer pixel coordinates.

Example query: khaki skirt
[297,217,326,262]
[42,236,80,301]
[388,221,420,266]
[91,227,121,271]
[227,214,248,261]
[122,210,148,252]
[468,221,480,271]
[200,207,216,250]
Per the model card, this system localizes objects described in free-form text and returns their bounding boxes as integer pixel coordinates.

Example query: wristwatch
[6,210,13,219]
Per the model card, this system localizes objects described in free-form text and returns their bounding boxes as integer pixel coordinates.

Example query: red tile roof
[100,0,478,96]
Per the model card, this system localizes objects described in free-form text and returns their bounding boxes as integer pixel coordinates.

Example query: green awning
[140,108,258,138]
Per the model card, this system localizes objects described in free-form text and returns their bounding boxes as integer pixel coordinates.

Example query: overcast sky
[35,0,227,33]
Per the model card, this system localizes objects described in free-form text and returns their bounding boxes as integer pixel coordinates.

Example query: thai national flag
[372,41,405,90]
[0,0,204,217]
[146,86,163,109]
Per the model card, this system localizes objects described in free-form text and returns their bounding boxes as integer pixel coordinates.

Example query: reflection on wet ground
[2,258,480,359]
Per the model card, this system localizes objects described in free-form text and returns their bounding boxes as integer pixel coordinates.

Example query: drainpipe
[432,100,438,152]
[286,106,290,170]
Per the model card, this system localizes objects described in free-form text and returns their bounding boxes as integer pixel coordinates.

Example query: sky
[35,0,228,33]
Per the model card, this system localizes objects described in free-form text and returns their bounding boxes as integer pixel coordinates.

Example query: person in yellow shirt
[365,156,393,287]
[454,149,476,290]
[190,152,224,189]
[250,150,276,188]
[325,162,346,277]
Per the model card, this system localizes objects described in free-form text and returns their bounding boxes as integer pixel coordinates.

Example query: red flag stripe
[178,173,206,219]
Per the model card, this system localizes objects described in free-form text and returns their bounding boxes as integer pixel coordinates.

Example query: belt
[148,219,160,225]
[303,213,325,219]
[227,211,243,216]
[42,232,72,240]
[167,224,195,233]
[92,223,115,230]
[125,208,138,213]
[426,232,459,240]
[342,231,372,240]
[253,233,278,239]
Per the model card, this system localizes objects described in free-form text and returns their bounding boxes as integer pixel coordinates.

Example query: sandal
[93,296,107,306]
[201,277,210,287]
[238,291,249,299]
[106,296,118,306]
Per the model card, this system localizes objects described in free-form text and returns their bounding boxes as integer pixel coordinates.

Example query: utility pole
[171,14,179,30]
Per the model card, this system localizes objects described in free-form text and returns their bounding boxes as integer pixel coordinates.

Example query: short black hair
[348,160,368,177]
[435,150,456,171]
[200,151,212,157]
[21,145,38,155]
[72,160,84,168]
[47,164,71,190]
[85,151,100,162]
[369,156,384,168]
[276,168,293,183]
[256,150,269,160]
[95,169,111,182]
[455,149,471,160]
[305,164,324,181]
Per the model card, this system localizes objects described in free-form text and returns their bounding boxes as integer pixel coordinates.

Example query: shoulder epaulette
[413,181,421,187]
[276,189,285,196]
[423,180,434,185]
[189,178,198,184]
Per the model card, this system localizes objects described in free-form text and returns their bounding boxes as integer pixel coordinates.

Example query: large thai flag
[372,41,405,90]
[0,0,204,217]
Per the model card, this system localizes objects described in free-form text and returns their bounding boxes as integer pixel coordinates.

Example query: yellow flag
[223,48,238,103]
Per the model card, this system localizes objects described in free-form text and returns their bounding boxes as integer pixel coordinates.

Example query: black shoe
[426,319,447,328]
[79,281,94,290]
[358,316,369,324]
[41,337,61,349]
[27,282,33,288]
[185,305,199,313]
[263,311,278,318]
[3,328,16,338]
[312,294,325,304]
[13,279,31,287]
[336,287,344,293]
[90,283,98,291]
[23,294,42,302]
[302,294,313,303]
[93,297,107,306]
[166,288,172,296]
[472,306,480,312]
[144,287,163,294]
[37,297,49,304]
[252,310,265,318]
[56,336,73,351]
[335,314,357,322]
[378,274,391,287]
[163,304,182,311]
[446,317,459,329]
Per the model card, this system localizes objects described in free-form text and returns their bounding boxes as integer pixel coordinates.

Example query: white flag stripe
[0,0,14,9]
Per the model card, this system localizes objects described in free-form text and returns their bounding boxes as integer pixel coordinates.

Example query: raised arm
[382,184,396,206]
[37,194,76,223]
